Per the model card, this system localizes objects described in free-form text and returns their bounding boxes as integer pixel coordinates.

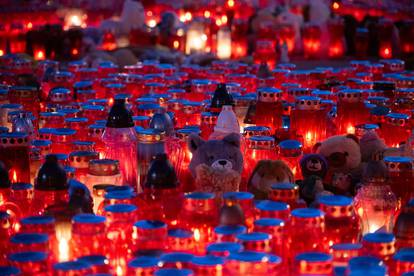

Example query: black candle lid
[144,154,178,190]
[35,155,68,191]
[106,98,134,128]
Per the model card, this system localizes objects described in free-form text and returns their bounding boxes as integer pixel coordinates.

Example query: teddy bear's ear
[312,142,322,153]
[188,134,206,153]
[345,134,359,145]
[223,133,241,148]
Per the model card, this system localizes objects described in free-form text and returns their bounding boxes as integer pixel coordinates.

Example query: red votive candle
[255,200,290,221]
[167,228,195,253]
[294,252,333,276]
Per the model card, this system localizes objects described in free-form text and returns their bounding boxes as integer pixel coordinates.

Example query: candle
[186,22,207,55]
[128,256,159,275]
[294,252,333,276]
[217,27,231,59]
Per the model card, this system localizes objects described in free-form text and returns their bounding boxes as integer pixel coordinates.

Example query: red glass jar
[381,113,411,147]
[133,220,167,253]
[255,88,283,133]
[214,225,247,243]
[226,251,280,275]
[190,255,224,275]
[9,233,49,254]
[317,195,360,246]
[244,136,277,180]
[254,218,286,258]
[362,232,396,266]
[71,214,107,258]
[269,183,304,209]
[68,151,99,183]
[384,156,414,205]
[38,112,65,129]
[87,124,105,155]
[8,86,40,118]
[9,183,33,218]
[64,118,89,140]
[336,89,369,134]
[331,243,361,268]
[47,87,72,107]
[303,24,322,58]
[0,212,14,263]
[53,260,92,276]
[9,251,48,275]
[81,105,106,122]
[167,228,195,252]
[200,112,218,140]
[293,252,333,276]
[392,249,414,276]
[278,140,302,178]
[243,126,271,139]
[255,200,290,221]
[327,18,345,58]
[50,128,76,154]
[128,256,159,276]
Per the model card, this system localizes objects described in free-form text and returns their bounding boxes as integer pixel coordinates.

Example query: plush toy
[247,160,294,199]
[314,134,362,195]
[359,131,387,163]
[188,133,243,195]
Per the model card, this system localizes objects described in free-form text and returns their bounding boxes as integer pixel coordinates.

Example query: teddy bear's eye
[344,152,349,156]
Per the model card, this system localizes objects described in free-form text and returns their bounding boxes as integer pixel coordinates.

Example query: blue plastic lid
[206,242,243,254]
[348,256,383,268]
[185,192,215,200]
[105,185,133,194]
[53,261,91,271]
[191,256,224,266]
[38,128,56,134]
[192,79,211,85]
[292,208,324,218]
[77,255,107,266]
[20,215,55,225]
[1,104,22,109]
[82,104,105,111]
[312,90,332,96]
[271,183,297,190]
[254,218,285,227]
[228,251,269,262]
[0,266,20,276]
[318,195,353,207]
[331,243,362,251]
[176,127,201,136]
[46,153,68,161]
[73,140,94,146]
[393,249,414,262]
[295,252,332,262]
[237,232,270,242]
[348,266,386,276]
[11,183,33,191]
[278,139,302,150]
[39,111,65,117]
[258,87,282,94]
[255,200,289,211]
[0,132,27,139]
[128,256,159,268]
[58,108,79,116]
[223,192,254,200]
[132,115,150,121]
[74,81,93,88]
[53,128,76,136]
[339,89,361,94]
[386,113,409,120]
[383,156,412,163]
[215,225,247,235]
[249,136,275,143]
[160,253,194,263]
[296,95,321,102]
[105,83,124,89]
[11,233,48,244]
[73,214,106,224]
[8,251,47,262]
[114,93,132,100]
[363,233,395,244]
[104,204,137,213]
[104,191,133,200]
[65,117,88,123]
[168,229,193,238]
[137,103,160,111]
[69,150,98,158]
[134,220,166,229]
[31,139,52,147]
[243,126,270,132]
[154,268,193,276]
[268,254,282,264]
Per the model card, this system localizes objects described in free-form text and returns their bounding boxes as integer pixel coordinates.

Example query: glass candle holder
[278,140,302,178]
[254,218,286,258]
[85,159,122,191]
[87,124,105,155]
[71,214,107,259]
[133,220,167,253]
[336,89,369,134]
[269,183,303,209]
[190,255,225,276]
[128,256,159,276]
[243,126,271,139]
[159,252,194,269]
[392,248,414,276]
[237,232,271,253]
[10,183,34,218]
[214,225,247,243]
[9,233,49,255]
[255,200,290,221]
[8,251,48,275]
[384,156,414,205]
[317,195,360,246]
[200,112,218,140]
[331,243,361,268]
[81,105,106,122]
[255,88,283,133]
[244,136,277,180]
[38,112,65,129]
[68,151,99,183]
[362,232,396,266]
[303,23,322,58]
[294,252,333,276]
[167,228,195,253]
[8,86,40,119]
[225,251,279,275]
[64,118,88,140]
[381,113,411,147]
[50,128,77,154]
[53,260,92,276]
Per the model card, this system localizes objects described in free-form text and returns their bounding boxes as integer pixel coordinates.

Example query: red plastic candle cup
[254,218,285,256]
[87,124,105,154]
[214,225,247,243]
[53,260,92,276]
[71,214,107,258]
[8,86,40,118]
[255,88,283,132]
[362,233,396,266]
[182,102,203,128]
[380,59,405,73]
[9,232,49,255]
[290,208,327,256]
[384,156,414,205]
[199,112,218,140]
[225,251,279,275]
[64,117,88,139]
[269,183,302,208]
[47,87,72,106]
[294,252,333,276]
[244,136,277,180]
[255,200,290,221]
[128,256,159,276]
[50,128,77,154]
[188,79,211,102]
[354,124,380,139]
[318,195,360,245]
[8,251,48,275]
[38,112,65,129]
[206,242,243,257]
[278,140,303,177]
[133,220,167,252]
[71,140,95,152]
[167,228,195,252]
[336,89,369,134]
[77,255,111,274]
[10,183,34,218]
[160,252,194,269]
[392,249,414,276]
[381,113,411,147]
[331,243,362,268]
[242,126,271,139]
[237,232,272,253]
[190,255,225,276]
[68,150,99,182]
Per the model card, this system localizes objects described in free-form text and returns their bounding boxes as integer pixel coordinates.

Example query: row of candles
[0,54,413,274]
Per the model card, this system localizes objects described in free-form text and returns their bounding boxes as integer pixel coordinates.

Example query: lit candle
[186,22,207,54]
[217,27,231,59]
[55,221,71,262]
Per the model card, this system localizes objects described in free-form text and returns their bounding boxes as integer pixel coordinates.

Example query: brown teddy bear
[247,160,294,199]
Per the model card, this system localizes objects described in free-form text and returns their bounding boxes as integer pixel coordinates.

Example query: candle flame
[58,237,69,261]
[109,98,114,106]
[204,11,211,18]
[185,12,192,22]
[11,169,17,183]
[35,50,45,61]
[173,41,179,49]
[332,2,340,10]
[0,49,3,56]
[116,265,124,276]
[148,19,157,28]
[347,125,355,134]
[305,131,312,141]
[194,228,201,242]
[227,0,235,7]
[27,22,33,29]
[56,222,72,262]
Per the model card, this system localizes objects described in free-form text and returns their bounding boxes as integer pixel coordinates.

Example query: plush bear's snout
[328,152,347,168]
[212,159,233,170]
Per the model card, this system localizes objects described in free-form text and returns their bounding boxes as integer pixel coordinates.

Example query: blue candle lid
[154,268,193,276]
[73,214,106,224]
[228,251,269,262]
[0,266,20,276]
[223,191,254,200]
[137,103,161,111]
[191,256,224,266]
[53,261,91,271]
[254,218,285,227]
[160,253,194,263]
[104,204,137,213]
[363,233,395,243]
[393,249,414,262]
[65,117,88,123]
[249,136,275,143]
[74,81,93,89]
[82,104,105,111]
[386,113,410,120]
[243,126,270,132]
[77,255,108,266]
[206,242,243,254]
[348,256,384,268]
[106,185,133,194]
[10,233,48,244]
[295,252,332,262]
[331,243,362,251]
[134,220,166,230]
[192,79,211,85]
[383,156,412,163]
[271,183,297,190]
[53,128,76,136]
[278,139,302,150]
[1,103,22,109]
[105,83,124,89]
[318,195,353,207]
[128,256,159,268]
[168,228,193,238]
[104,191,134,200]
[214,225,247,235]
[255,200,289,212]
[237,232,270,242]
[291,208,324,218]
[31,139,52,147]
[185,192,215,200]
[39,111,65,117]
[257,87,282,94]
[8,251,47,262]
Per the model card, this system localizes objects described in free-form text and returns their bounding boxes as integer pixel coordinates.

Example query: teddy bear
[313,134,362,195]
[188,133,243,198]
[247,160,294,200]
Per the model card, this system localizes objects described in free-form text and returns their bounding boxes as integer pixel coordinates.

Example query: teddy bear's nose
[218,160,227,166]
